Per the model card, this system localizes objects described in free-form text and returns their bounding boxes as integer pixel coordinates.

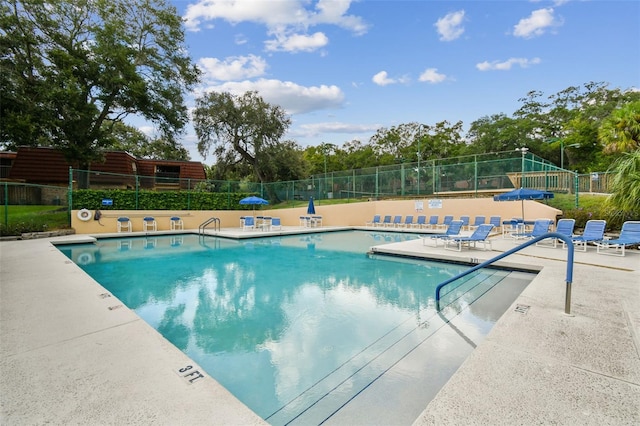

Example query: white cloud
[372,71,394,86]
[419,68,447,84]
[201,79,345,114]
[372,71,409,86]
[476,57,542,71]
[265,31,329,52]
[234,34,248,45]
[295,122,380,138]
[138,125,155,138]
[198,55,268,82]
[184,0,368,35]
[513,8,560,39]
[434,10,465,42]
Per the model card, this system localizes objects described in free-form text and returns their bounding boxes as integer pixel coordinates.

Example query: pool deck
[1,227,638,425]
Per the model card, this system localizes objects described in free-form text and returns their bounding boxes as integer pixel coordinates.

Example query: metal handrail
[199,217,220,233]
[436,232,575,314]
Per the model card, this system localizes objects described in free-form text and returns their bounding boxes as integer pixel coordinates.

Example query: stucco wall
[72,197,562,234]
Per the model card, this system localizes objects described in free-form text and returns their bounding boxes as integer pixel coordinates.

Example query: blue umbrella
[493,188,554,220]
[240,196,268,215]
[239,196,269,205]
[307,197,316,215]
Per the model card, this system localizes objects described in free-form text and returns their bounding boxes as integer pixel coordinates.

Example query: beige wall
[71,197,562,234]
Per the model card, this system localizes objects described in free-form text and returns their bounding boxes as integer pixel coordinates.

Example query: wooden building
[2,146,206,190]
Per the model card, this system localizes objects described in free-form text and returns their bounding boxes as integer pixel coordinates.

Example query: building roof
[4,146,206,184]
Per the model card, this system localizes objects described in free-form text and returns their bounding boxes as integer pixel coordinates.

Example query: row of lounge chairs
[366,214,503,231]
[489,217,640,256]
[424,217,639,256]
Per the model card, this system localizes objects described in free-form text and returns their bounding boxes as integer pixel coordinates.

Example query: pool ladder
[199,217,220,234]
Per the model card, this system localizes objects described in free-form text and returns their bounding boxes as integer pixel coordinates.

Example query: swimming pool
[59,231,534,425]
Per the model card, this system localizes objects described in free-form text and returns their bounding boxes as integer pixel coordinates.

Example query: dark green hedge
[72,189,254,211]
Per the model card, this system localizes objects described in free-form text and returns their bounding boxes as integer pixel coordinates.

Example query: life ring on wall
[77,252,94,265]
[77,209,92,221]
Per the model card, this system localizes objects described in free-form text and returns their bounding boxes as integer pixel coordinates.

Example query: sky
[151,0,640,164]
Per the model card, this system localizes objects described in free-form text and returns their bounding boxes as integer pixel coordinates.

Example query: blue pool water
[59,231,533,425]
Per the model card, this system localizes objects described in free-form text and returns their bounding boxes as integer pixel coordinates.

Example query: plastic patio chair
[444,224,495,251]
[411,215,426,229]
[512,218,552,241]
[380,215,392,227]
[143,216,157,232]
[595,220,640,256]
[170,216,183,230]
[563,219,606,251]
[502,217,523,239]
[270,217,282,231]
[489,216,502,233]
[243,216,255,231]
[399,215,413,228]
[366,215,381,227]
[459,215,470,230]
[425,220,463,247]
[437,215,453,230]
[117,217,131,232]
[388,215,402,228]
[468,215,486,231]
[537,218,575,248]
[427,215,439,229]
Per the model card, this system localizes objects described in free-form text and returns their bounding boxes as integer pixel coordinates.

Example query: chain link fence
[2,150,615,232]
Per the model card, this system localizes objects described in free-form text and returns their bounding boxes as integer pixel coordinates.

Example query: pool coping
[1,227,638,424]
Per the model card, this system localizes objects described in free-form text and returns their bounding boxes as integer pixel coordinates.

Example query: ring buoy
[77,209,92,221]
[77,252,94,265]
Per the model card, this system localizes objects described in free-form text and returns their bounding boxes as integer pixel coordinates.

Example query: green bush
[72,189,255,211]
[0,221,49,236]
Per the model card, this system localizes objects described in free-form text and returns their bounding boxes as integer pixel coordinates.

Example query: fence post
[352,170,355,200]
[187,178,191,210]
[4,182,8,227]
[68,167,73,225]
[574,172,579,208]
[474,155,478,197]
[135,175,139,210]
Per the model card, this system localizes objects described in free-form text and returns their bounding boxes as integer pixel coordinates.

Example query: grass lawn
[546,193,608,212]
[0,205,70,235]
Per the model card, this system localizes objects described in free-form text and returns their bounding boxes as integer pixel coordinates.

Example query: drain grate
[514,304,530,314]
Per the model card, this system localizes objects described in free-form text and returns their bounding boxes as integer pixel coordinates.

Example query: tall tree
[605,151,640,221]
[0,0,199,186]
[193,91,292,185]
[466,114,528,154]
[598,101,640,154]
[105,121,189,160]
